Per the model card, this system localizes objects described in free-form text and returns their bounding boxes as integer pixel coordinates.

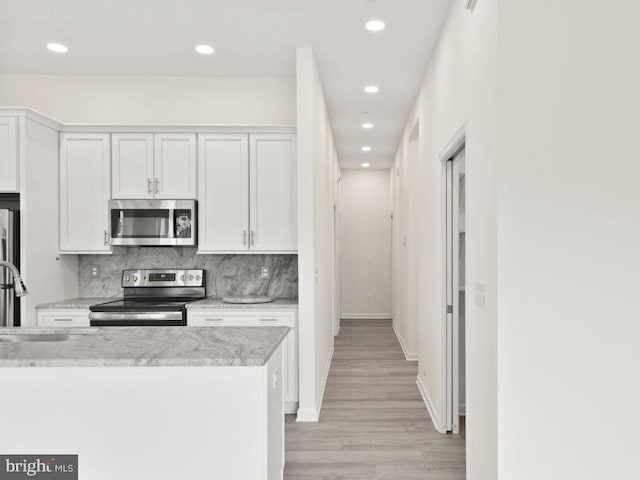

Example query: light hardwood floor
[284,319,465,479]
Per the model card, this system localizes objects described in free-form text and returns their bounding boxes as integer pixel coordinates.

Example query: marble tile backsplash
[78,248,298,299]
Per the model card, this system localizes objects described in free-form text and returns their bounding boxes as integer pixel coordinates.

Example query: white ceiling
[0,0,451,168]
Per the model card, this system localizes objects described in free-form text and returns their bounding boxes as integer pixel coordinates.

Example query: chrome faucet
[0,261,28,297]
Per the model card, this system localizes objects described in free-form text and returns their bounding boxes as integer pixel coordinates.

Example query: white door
[197,134,249,252]
[445,147,465,433]
[154,134,197,199]
[0,117,18,192]
[249,134,297,252]
[112,133,154,199]
[59,133,111,252]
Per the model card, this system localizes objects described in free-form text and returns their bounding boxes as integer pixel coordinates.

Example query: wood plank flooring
[284,319,466,479]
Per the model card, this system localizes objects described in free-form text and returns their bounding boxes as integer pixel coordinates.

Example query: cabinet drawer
[187,311,294,327]
[37,309,90,328]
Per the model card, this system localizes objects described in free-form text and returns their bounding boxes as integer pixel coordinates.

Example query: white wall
[392,0,497,477]
[20,117,78,326]
[296,48,338,422]
[339,169,391,319]
[498,1,640,478]
[0,75,295,125]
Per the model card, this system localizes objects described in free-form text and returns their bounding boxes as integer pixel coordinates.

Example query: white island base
[0,346,283,480]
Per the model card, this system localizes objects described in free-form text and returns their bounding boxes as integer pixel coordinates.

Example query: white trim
[439,122,467,435]
[0,107,62,131]
[340,314,392,320]
[416,375,446,434]
[296,344,334,422]
[392,322,418,361]
[0,107,296,134]
[61,124,296,134]
[439,122,467,162]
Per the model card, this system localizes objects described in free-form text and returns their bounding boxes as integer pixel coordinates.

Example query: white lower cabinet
[37,309,90,328]
[188,309,298,413]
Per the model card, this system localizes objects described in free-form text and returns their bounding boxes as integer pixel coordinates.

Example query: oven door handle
[89,312,184,321]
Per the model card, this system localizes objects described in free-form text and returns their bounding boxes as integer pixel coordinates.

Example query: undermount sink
[0,334,74,343]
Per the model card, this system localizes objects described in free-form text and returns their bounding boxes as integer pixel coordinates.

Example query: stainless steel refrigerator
[0,194,19,327]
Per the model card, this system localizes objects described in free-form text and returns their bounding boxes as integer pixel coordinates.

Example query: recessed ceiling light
[362,123,374,129]
[364,85,379,94]
[46,43,68,53]
[361,146,372,152]
[365,20,386,32]
[195,44,215,55]
[362,163,371,168]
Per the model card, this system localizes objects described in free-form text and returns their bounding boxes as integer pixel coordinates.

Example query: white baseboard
[392,322,419,361]
[416,374,446,433]
[340,314,392,320]
[296,344,334,423]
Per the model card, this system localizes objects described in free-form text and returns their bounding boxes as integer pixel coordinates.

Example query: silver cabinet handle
[104,230,109,245]
[154,178,159,195]
[250,230,255,246]
[243,230,247,246]
[204,318,223,322]
[147,178,152,194]
[53,318,73,322]
[259,318,277,322]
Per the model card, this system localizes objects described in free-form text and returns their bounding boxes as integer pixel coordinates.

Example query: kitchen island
[0,327,288,480]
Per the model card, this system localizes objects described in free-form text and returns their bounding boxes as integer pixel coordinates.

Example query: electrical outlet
[261,266,269,279]
[90,264,100,278]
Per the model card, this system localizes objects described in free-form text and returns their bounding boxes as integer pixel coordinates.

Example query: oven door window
[111,209,171,239]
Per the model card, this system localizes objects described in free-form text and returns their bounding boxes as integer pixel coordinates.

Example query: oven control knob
[188,275,194,281]
[132,275,138,282]
[124,276,130,282]
[180,275,186,281]
[195,275,201,281]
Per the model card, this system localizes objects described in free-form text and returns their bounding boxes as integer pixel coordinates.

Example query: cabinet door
[198,134,249,252]
[0,117,18,192]
[154,134,196,199]
[249,134,297,251]
[59,133,111,252]
[112,133,154,199]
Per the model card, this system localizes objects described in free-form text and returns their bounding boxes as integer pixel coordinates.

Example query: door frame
[439,122,467,434]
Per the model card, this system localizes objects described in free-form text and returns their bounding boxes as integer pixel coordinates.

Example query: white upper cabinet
[59,133,111,253]
[198,134,249,251]
[112,133,196,199]
[112,133,154,199]
[197,133,297,253]
[249,134,297,252]
[0,117,18,192]
[154,134,197,199]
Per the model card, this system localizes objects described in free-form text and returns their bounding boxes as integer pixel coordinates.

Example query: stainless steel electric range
[89,269,205,326]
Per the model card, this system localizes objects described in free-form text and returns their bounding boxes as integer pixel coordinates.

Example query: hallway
[284,319,465,479]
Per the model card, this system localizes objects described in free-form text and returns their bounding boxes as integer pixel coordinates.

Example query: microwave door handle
[169,208,176,239]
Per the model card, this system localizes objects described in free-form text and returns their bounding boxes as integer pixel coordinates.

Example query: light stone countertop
[0,326,289,367]
[36,298,119,310]
[187,297,298,310]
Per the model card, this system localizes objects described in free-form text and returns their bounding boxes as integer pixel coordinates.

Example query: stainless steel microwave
[109,200,197,246]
